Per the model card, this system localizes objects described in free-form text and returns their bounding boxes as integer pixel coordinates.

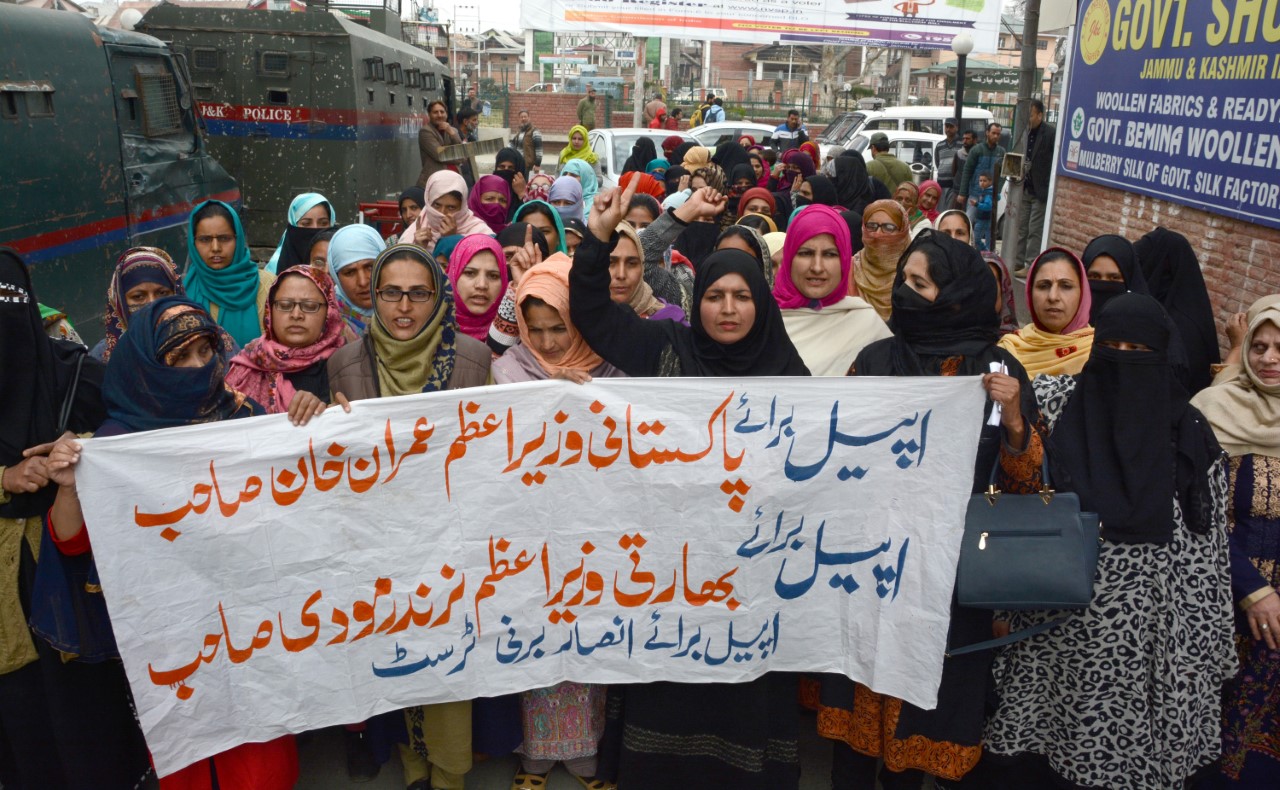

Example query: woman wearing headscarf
[645,158,669,178]
[737,212,778,236]
[821,145,846,176]
[660,135,683,160]
[548,176,585,225]
[226,265,347,420]
[327,223,385,337]
[619,171,668,203]
[668,140,696,168]
[1192,296,1280,788]
[43,296,303,790]
[738,186,778,221]
[984,251,1020,337]
[558,158,599,217]
[488,223,553,356]
[986,293,1233,790]
[468,174,512,234]
[494,147,529,216]
[1135,227,1221,394]
[934,208,973,246]
[605,222,686,324]
[799,140,822,172]
[894,182,930,236]
[514,201,568,254]
[397,170,493,253]
[712,133,751,179]
[557,125,598,176]
[797,174,840,209]
[398,186,426,234]
[748,151,772,189]
[679,145,712,171]
[716,224,776,286]
[446,234,509,343]
[326,244,490,790]
[490,257,624,790]
[524,172,555,204]
[266,192,336,273]
[621,136,658,175]
[831,155,876,219]
[818,230,1042,790]
[998,248,1095,377]
[851,199,911,320]
[780,148,815,185]
[185,200,274,347]
[570,180,807,790]
[916,180,943,225]
[1082,233,1149,322]
[92,246,183,362]
[773,205,891,376]
[0,249,118,789]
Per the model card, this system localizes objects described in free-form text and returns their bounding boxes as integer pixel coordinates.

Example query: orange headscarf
[619,171,667,201]
[515,255,604,375]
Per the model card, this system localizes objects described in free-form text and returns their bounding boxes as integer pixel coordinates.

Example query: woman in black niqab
[621,136,658,175]
[1081,233,1149,321]
[1133,227,1220,393]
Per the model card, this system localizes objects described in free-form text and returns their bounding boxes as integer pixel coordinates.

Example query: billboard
[520,0,1004,52]
[1060,0,1280,230]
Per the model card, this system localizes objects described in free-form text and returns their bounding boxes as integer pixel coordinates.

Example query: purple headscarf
[468,174,512,234]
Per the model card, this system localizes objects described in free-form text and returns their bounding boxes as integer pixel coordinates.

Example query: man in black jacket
[1014,99,1055,275]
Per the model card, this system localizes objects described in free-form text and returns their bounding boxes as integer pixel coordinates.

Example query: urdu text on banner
[519,0,1003,52]
[74,377,986,777]
[1060,0,1280,230]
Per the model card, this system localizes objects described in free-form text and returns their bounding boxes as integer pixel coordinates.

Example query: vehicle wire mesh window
[135,68,182,137]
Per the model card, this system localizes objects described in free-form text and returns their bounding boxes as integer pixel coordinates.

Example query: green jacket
[866,152,913,195]
[576,96,596,129]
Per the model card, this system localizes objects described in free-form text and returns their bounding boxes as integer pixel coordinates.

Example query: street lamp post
[951,32,974,135]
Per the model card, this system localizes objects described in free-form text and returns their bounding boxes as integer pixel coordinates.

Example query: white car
[689,121,778,156]
[587,128,695,189]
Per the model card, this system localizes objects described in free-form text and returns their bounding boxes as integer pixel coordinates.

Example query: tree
[817,46,889,113]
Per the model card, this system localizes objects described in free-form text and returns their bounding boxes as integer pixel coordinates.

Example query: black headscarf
[0,249,106,518]
[496,222,550,260]
[622,137,658,175]
[876,230,1001,374]
[832,155,875,217]
[1133,227,1220,394]
[278,224,324,271]
[1049,293,1220,544]
[399,186,426,211]
[802,175,839,208]
[678,249,808,377]
[1082,234,1149,322]
[839,210,866,258]
[494,147,528,178]
[670,141,697,168]
[673,221,722,269]
[712,136,751,176]
[664,165,689,197]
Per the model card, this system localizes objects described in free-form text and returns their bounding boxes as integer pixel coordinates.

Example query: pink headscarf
[468,174,512,234]
[398,170,493,251]
[1027,247,1093,334]
[226,266,346,414]
[773,205,852,310]
[917,180,943,223]
[447,235,510,341]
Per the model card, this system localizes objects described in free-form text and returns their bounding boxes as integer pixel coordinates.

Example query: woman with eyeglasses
[325,244,491,789]
[226,266,348,424]
[184,200,275,347]
[851,199,911,321]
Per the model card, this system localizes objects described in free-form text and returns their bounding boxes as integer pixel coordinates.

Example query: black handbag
[947,450,1101,656]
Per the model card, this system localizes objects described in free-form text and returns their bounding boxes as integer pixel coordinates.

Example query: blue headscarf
[266,192,336,273]
[184,200,263,348]
[102,295,259,433]
[513,200,567,254]
[327,224,384,335]
[432,235,464,265]
[548,176,585,224]
[558,159,598,216]
[646,158,670,176]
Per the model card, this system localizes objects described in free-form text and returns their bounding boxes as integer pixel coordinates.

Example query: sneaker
[344,728,380,782]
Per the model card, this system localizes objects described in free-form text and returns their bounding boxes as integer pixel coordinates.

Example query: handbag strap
[56,351,87,436]
[945,617,1065,657]
[985,430,1053,494]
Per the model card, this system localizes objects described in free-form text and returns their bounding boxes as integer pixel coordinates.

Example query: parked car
[818,106,995,161]
[587,128,695,189]
[525,83,563,93]
[689,121,777,156]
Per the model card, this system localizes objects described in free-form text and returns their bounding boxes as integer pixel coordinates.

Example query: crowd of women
[2,121,1277,790]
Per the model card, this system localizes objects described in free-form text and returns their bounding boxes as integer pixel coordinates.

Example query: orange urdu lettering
[279,590,323,652]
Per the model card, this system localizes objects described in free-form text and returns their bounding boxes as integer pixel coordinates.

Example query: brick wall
[508,93,604,136]
[1050,177,1280,351]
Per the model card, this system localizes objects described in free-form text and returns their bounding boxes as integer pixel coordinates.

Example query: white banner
[75,377,985,777]
[519,0,1002,53]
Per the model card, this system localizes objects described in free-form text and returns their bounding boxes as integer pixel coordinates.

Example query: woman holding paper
[568,176,808,789]
[325,243,491,789]
[41,296,298,790]
[816,229,1042,790]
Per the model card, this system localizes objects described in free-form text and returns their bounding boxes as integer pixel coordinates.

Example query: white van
[819,106,995,158]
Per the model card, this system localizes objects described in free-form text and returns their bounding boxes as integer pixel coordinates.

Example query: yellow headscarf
[558,125,598,166]
[998,248,1095,377]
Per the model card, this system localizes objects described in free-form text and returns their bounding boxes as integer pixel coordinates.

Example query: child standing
[971,172,994,251]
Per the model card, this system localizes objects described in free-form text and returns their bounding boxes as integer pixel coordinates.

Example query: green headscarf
[513,200,567,253]
[184,200,262,347]
[370,244,457,396]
